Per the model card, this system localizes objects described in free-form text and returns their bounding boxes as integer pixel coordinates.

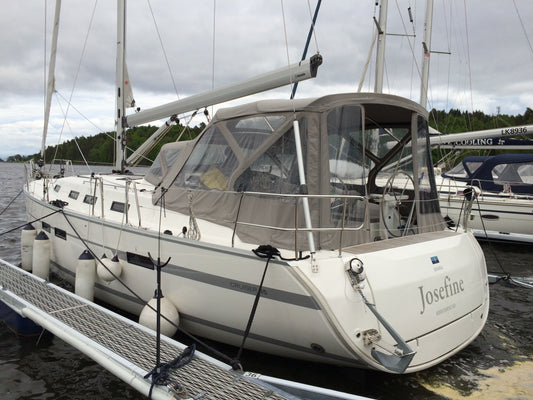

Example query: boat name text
[230,281,268,296]
[418,275,464,315]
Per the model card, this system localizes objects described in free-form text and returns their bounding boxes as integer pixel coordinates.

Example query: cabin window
[126,252,154,270]
[416,116,440,215]
[83,195,97,205]
[68,190,79,200]
[42,221,51,232]
[175,126,238,190]
[492,163,533,185]
[111,201,129,213]
[327,105,368,224]
[148,148,182,180]
[54,184,61,192]
[233,119,304,194]
[518,164,533,184]
[463,161,483,176]
[444,162,468,178]
[227,115,285,157]
[54,227,67,240]
[327,105,368,187]
[174,115,290,191]
[228,115,285,133]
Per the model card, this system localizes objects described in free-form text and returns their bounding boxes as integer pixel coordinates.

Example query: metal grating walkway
[0,259,291,400]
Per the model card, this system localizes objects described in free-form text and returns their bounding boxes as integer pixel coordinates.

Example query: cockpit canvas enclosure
[152,93,445,252]
[442,153,533,195]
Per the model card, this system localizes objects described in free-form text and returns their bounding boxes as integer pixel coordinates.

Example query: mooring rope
[233,245,279,368]
[471,194,513,281]
[144,343,196,399]
[0,189,23,216]
[0,209,62,238]
[56,207,238,367]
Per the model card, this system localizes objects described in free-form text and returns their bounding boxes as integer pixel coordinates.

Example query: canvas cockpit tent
[151,93,445,252]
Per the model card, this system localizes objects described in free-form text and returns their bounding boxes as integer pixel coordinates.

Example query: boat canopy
[150,93,444,251]
[442,153,533,195]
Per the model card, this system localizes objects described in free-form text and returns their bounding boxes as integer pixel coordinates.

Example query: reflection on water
[0,162,532,399]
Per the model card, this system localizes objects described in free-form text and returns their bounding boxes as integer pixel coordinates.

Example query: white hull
[438,180,533,243]
[25,173,489,373]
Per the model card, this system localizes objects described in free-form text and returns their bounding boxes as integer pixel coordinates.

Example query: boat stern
[339,230,489,373]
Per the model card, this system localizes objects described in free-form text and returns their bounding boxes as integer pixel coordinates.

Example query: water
[1,162,532,399]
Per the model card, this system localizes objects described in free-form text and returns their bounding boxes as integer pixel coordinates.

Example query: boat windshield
[444,162,468,178]
[173,114,294,192]
[445,160,484,179]
[493,162,533,185]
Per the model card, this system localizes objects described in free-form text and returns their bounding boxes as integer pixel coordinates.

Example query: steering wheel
[380,170,416,237]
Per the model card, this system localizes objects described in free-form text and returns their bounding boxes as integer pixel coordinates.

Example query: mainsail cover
[124,63,135,108]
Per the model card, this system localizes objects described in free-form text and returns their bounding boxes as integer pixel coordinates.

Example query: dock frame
[0,258,370,400]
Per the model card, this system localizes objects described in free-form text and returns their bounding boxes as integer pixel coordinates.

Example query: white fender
[21,224,36,271]
[97,254,122,282]
[32,231,50,279]
[75,250,96,301]
[139,296,179,337]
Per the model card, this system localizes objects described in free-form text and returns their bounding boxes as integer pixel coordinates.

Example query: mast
[115,0,127,172]
[420,0,434,108]
[374,0,388,93]
[41,0,61,162]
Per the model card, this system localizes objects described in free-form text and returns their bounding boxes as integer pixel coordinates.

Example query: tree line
[6,122,205,165]
[429,107,533,133]
[4,107,533,164]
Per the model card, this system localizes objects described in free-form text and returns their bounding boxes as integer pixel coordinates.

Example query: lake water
[1,162,532,400]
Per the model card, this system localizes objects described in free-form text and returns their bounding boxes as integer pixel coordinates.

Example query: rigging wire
[211,0,216,94]
[462,0,475,131]
[280,0,293,103]
[51,0,99,164]
[43,0,48,128]
[54,94,93,172]
[392,0,423,102]
[147,0,180,100]
[54,91,106,135]
[358,28,378,92]
[290,0,321,99]
[54,90,198,168]
[307,0,320,53]
[513,0,533,61]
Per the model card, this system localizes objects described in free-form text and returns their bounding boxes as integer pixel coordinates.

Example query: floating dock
[0,258,370,400]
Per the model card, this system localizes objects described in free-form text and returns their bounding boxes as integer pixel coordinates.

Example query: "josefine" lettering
[418,275,464,315]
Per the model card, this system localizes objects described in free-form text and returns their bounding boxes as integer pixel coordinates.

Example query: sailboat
[23,0,488,374]
[415,0,533,244]
[430,128,533,243]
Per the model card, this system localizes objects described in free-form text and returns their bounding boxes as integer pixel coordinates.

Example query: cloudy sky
[0,0,532,159]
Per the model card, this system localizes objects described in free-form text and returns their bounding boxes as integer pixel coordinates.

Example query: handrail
[229,191,367,257]
[132,181,142,227]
